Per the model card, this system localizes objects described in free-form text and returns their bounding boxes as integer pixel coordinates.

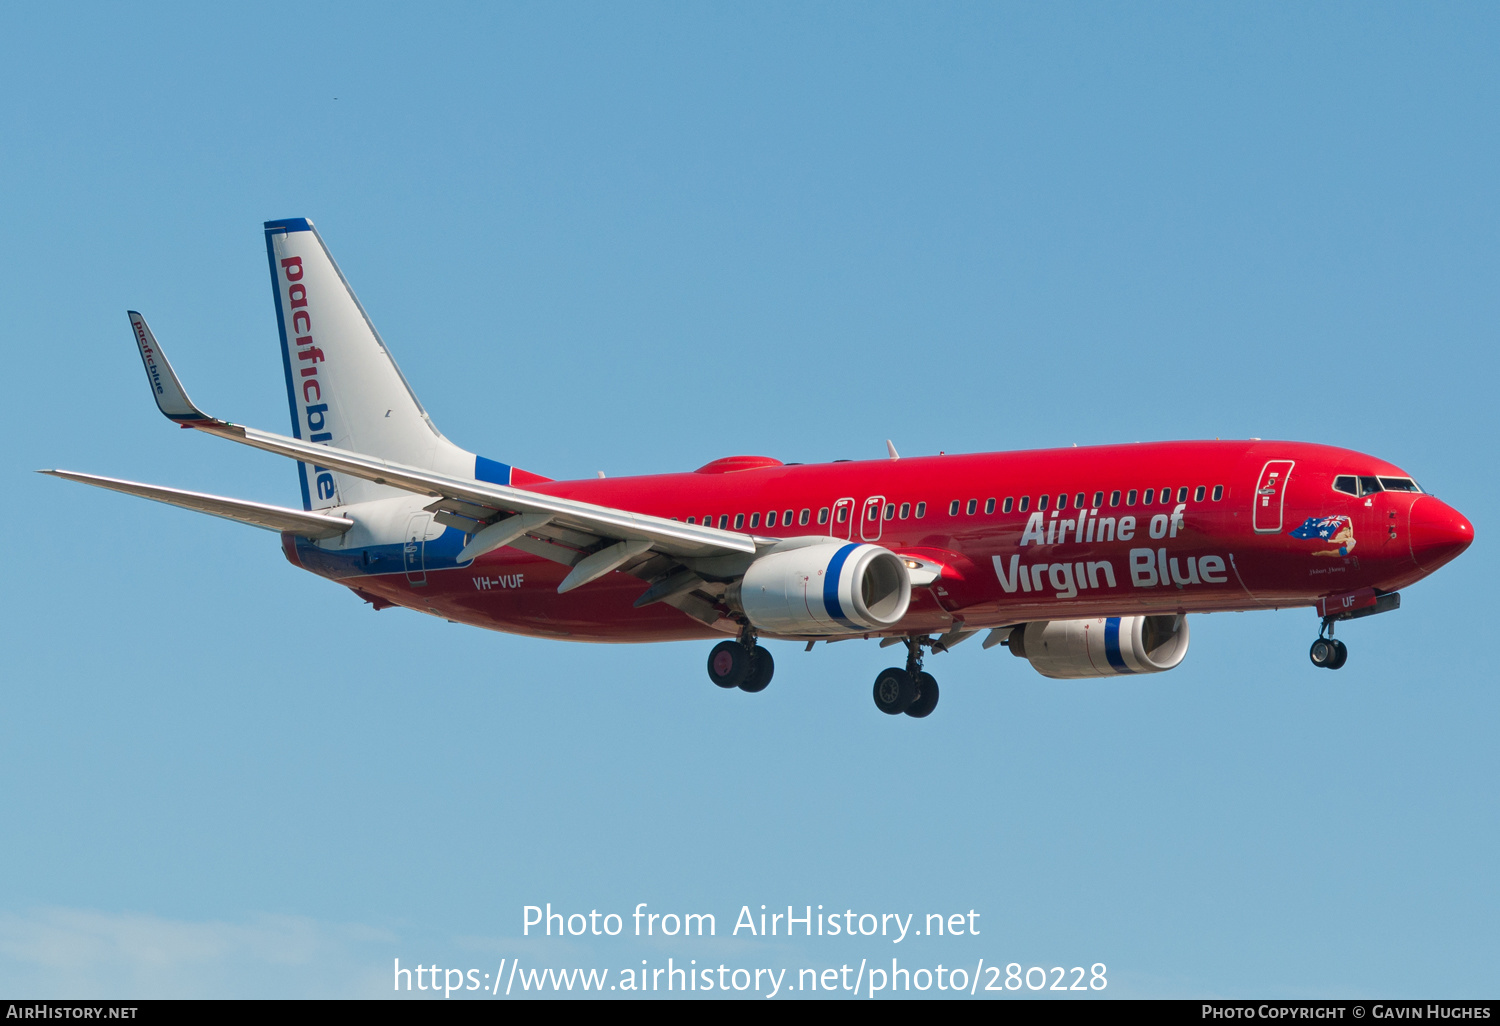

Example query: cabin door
[831,497,854,540]
[403,513,431,586]
[861,495,886,541]
[1252,460,1295,533]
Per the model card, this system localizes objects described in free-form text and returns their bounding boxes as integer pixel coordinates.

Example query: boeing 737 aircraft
[46,219,1474,718]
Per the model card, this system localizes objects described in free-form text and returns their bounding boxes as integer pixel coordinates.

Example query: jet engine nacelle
[730,541,912,635]
[1009,615,1189,679]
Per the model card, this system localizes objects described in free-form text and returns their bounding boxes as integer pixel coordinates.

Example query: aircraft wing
[124,313,757,590]
[194,418,757,559]
[40,469,354,539]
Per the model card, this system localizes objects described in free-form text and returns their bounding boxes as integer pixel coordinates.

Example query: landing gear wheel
[1328,639,1348,670]
[873,668,917,715]
[1309,638,1336,669]
[905,672,939,718]
[739,645,775,693]
[707,640,750,688]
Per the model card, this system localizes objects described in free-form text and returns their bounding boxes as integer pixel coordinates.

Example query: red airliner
[45,219,1473,718]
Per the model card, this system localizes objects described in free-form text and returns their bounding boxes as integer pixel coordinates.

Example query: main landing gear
[704,629,940,718]
[1309,620,1349,670]
[872,637,939,718]
[706,627,775,693]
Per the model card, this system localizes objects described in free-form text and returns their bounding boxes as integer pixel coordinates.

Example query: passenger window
[686,516,695,524]
[837,506,849,523]
[1359,476,1383,495]
[749,513,760,528]
[1075,492,1086,509]
[1177,487,1189,503]
[867,505,878,521]
[703,515,713,525]
[784,509,794,525]
[1003,497,1014,513]
[766,511,777,527]
[719,515,729,529]
[799,509,810,526]
[1194,486,1205,502]
[1126,490,1137,506]
[1037,494,1049,512]
[1092,491,1104,508]
[1379,477,1420,493]
[966,499,977,515]
[915,502,926,517]
[1142,488,1154,505]
[1057,494,1068,510]
[984,498,996,514]
[949,500,960,516]
[734,513,745,529]
[818,507,829,524]
[1333,476,1358,496]
[899,502,910,519]
[1211,485,1223,501]
[1109,490,1121,507]
[884,503,896,520]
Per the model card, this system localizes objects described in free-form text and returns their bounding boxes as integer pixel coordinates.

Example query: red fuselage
[289,439,1472,642]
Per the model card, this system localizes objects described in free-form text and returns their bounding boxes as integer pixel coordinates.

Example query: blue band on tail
[474,456,512,486]
[264,221,311,510]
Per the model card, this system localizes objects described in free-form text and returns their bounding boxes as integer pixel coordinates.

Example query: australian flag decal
[1289,515,1349,541]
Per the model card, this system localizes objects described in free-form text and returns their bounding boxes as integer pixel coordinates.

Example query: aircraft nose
[1407,496,1474,573]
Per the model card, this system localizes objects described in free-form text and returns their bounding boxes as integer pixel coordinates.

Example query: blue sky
[1,3,1495,998]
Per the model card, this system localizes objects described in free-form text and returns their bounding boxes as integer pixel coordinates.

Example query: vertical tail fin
[264,218,476,509]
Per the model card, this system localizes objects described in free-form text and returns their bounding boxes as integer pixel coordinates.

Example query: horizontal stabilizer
[41,470,354,539]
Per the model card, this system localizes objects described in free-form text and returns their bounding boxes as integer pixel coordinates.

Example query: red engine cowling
[1008,615,1189,679]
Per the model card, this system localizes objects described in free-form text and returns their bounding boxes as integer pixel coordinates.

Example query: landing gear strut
[1309,620,1349,670]
[872,637,940,717]
[707,625,775,692]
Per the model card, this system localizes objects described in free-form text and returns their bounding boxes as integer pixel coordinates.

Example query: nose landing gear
[872,637,940,717]
[1309,621,1349,670]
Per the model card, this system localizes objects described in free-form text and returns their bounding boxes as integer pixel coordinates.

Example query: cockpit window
[1338,474,1407,497]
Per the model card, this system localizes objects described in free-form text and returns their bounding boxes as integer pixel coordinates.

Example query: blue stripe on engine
[822,543,862,629]
[1103,617,1134,673]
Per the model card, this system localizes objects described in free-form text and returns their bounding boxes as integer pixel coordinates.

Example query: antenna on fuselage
[886,440,900,460]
